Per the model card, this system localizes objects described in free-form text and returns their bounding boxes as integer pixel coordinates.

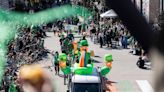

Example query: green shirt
[8,82,18,92]
[54,54,59,63]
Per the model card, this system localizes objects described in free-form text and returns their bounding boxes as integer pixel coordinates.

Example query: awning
[100,10,117,18]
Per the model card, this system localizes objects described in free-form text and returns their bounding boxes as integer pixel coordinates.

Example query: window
[73,83,100,92]
[160,0,164,13]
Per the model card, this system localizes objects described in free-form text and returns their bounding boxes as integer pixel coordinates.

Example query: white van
[67,68,105,92]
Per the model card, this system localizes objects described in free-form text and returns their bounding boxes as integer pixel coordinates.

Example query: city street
[0,0,162,92]
[39,32,154,92]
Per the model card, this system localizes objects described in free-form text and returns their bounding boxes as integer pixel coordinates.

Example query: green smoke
[0,5,91,26]
[0,5,91,83]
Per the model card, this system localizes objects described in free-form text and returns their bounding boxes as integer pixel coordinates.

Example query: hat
[58,53,67,61]
[104,54,113,62]
[80,40,88,46]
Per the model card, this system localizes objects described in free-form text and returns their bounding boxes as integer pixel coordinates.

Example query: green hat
[58,53,67,61]
[80,40,88,46]
[104,54,113,62]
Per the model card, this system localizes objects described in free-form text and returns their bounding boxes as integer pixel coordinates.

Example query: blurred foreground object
[105,0,162,92]
[19,64,54,92]
[106,0,154,52]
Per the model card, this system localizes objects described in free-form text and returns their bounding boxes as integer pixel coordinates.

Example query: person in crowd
[2,26,49,91]
[106,29,112,47]
[54,51,59,75]
[67,54,72,66]
[142,52,149,62]
[82,35,86,40]
[121,32,128,49]
[98,32,103,48]
[90,26,96,42]
[136,57,145,69]
[115,30,120,46]
[59,35,64,46]
[51,24,57,36]
[68,31,74,42]
[103,30,107,45]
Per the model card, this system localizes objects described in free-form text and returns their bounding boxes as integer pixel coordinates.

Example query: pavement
[39,32,154,92]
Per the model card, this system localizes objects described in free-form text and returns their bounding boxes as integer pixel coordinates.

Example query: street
[39,32,153,92]
[0,0,161,91]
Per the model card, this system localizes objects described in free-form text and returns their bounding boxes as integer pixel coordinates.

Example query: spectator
[54,51,59,75]
[98,32,103,48]
[136,57,145,69]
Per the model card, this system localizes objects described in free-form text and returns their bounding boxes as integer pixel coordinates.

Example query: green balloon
[62,67,71,74]
[74,67,93,75]
[101,66,111,76]
[104,54,113,62]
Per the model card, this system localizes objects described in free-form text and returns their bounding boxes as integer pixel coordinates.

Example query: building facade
[160,0,164,13]
[133,0,160,23]
[0,0,9,9]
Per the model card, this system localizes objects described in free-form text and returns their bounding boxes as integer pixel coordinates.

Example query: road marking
[118,80,135,92]
[136,80,154,92]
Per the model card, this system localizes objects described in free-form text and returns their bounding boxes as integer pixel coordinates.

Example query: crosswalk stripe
[118,80,135,92]
[136,80,154,92]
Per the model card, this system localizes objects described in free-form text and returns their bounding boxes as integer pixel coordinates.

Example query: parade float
[59,39,113,76]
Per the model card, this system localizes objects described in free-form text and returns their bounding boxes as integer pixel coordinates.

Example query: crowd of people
[0,26,48,91]
[88,18,143,56]
[10,0,71,12]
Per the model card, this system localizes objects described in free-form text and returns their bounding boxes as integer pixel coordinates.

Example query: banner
[64,24,78,32]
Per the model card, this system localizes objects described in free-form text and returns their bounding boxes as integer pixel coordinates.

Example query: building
[132,0,160,23]
[160,0,164,13]
[0,0,9,9]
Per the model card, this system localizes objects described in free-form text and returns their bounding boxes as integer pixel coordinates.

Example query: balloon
[101,66,111,76]
[87,64,92,67]
[61,67,71,74]
[80,46,88,52]
[58,53,67,61]
[80,40,88,47]
[73,41,78,50]
[59,62,66,68]
[74,50,78,54]
[106,62,112,68]
[74,67,93,75]
[79,51,85,67]
[104,54,113,62]
[74,64,93,75]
